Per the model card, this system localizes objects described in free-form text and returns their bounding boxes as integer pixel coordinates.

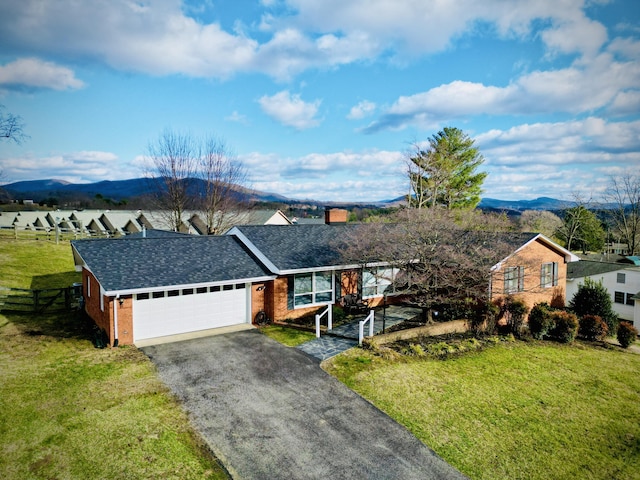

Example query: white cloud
[258,90,321,129]
[0,0,617,80]
[364,50,640,132]
[347,100,376,119]
[0,58,84,91]
[240,148,406,201]
[0,150,139,183]
[225,111,249,124]
[541,16,608,57]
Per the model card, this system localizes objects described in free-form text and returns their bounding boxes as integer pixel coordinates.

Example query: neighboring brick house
[566,260,640,329]
[489,233,579,311]
[72,211,578,346]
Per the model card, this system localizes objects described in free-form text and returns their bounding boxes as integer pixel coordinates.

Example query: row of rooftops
[0,209,297,236]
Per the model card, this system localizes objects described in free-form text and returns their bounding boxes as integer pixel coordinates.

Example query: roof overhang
[102,274,276,297]
[491,233,579,272]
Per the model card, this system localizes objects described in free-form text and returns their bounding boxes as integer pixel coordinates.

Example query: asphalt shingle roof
[231,224,355,271]
[231,225,543,272]
[72,235,272,293]
[567,260,628,278]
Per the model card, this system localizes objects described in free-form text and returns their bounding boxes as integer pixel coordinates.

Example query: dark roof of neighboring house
[229,224,355,272]
[71,235,273,294]
[567,260,628,278]
[577,252,628,263]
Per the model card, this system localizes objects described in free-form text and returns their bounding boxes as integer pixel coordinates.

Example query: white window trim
[540,262,558,289]
[293,271,334,308]
[504,266,525,294]
[362,266,400,299]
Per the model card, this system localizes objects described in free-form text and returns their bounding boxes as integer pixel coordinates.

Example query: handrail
[315,305,333,338]
[359,309,375,345]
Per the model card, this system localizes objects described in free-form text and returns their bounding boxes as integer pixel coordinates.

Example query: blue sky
[0,0,638,202]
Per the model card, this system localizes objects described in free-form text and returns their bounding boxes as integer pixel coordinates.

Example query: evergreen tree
[408,127,487,210]
[569,278,618,333]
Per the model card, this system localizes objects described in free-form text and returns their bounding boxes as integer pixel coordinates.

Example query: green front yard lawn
[3,236,639,480]
[325,340,640,480]
[0,238,228,480]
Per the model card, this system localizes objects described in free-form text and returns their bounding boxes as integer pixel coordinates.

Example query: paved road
[142,330,467,480]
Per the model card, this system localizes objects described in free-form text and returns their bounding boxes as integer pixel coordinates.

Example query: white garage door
[133,284,248,342]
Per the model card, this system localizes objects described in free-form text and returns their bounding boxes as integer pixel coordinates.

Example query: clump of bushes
[551,311,580,344]
[505,297,529,337]
[617,322,638,349]
[527,303,579,343]
[468,299,499,337]
[578,314,609,342]
[528,303,555,340]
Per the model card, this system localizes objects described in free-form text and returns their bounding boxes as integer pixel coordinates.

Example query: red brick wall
[83,269,110,339]
[82,269,133,346]
[491,238,567,312]
[114,296,133,345]
[325,209,348,224]
[251,282,267,324]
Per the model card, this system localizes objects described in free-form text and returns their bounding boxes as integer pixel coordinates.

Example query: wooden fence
[0,226,112,242]
[0,285,82,313]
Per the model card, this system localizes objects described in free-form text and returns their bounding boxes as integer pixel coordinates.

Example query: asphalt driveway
[142,330,467,480]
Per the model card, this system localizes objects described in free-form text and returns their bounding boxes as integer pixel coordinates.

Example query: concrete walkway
[142,330,467,480]
[297,305,421,361]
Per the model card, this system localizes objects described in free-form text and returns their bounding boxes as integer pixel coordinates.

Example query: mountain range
[2,177,576,211]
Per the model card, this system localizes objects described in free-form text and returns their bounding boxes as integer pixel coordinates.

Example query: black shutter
[287,276,294,310]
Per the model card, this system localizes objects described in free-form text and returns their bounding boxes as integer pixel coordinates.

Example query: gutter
[113,294,120,347]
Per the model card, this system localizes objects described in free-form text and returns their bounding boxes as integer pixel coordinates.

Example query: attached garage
[133,284,249,342]
[71,233,274,346]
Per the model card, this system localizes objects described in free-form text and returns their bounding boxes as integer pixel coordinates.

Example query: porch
[296,304,422,361]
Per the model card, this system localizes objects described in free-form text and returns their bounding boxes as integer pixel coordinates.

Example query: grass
[325,339,640,480]
[259,324,316,347]
[0,237,229,479]
[0,235,81,289]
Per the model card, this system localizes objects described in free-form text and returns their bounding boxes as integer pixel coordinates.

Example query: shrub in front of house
[616,322,638,349]
[506,297,529,337]
[468,299,499,336]
[550,311,579,343]
[528,303,555,340]
[579,314,609,342]
[568,277,618,334]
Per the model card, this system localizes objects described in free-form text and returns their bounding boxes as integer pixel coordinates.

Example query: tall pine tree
[408,127,487,210]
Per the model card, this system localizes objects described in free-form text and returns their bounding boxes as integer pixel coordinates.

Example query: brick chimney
[325,208,348,225]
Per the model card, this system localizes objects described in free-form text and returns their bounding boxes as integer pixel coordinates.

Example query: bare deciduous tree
[338,209,516,318]
[0,104,28,144]
[519,210,563,239]
[146,130,198,232]
[145,129,249,234]
[198,136,250,234]
[605,174,640,255]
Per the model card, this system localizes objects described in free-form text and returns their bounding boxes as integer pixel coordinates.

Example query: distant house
[71,209,578,346]
[566,260,640,329]
[0,208,292,236]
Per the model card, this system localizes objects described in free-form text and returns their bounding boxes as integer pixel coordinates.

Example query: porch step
[296,336,358,361]
[295,305,423,362]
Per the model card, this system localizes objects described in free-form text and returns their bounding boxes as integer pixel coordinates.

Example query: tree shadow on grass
[1,309,95,343]
[30,271,81,290]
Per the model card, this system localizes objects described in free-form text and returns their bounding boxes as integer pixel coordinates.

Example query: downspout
[113,295,120,347]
